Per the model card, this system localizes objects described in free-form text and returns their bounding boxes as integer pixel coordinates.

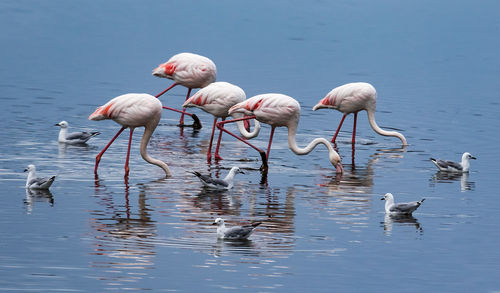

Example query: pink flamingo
[152,52,216,128]
[313,82,408,145]
[220,94,343,173]
[182,82,260,162]
[89,93,171,178]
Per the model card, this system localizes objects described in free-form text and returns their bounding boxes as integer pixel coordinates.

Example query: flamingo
[152,52,217,128]
[222,94,343,173]
[182,82,260,161]
[313,82,408,145]
[89,93,171,177]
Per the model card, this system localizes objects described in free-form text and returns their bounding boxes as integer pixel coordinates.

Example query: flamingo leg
[207,117,218,162]
[216,116,268,169]
[94,126,126,174]
[266,126,276,160]
[179,88,192,126]
[155,83,178,98]
[352,112,358,145]
[156,84,201,129]
[124,128,135,178]
[214,117,225,161]
[331,114,347,143]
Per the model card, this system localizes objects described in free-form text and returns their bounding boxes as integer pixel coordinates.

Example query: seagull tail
[189,171,202,178]
[251,222,262,228]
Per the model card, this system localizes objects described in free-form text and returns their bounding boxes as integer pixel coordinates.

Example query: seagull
[430,152,476,172]
[381,193,425,215]
[191,166,244,190]
[24,164,56,190]
[212,218,261,240]
[55,121,100,144]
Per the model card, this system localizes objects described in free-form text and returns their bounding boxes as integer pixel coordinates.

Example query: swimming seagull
[191,166,244,190]
[430,152,476,172]
[55,120,100,144]
[381,193,425,215]
[212,218,261,240]
[24,164,56,190]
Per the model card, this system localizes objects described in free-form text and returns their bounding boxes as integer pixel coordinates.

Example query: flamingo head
[152,62,176,78]
[312,96,334,111]
[329,151,343,174]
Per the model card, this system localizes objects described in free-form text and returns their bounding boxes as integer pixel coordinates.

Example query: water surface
[1,0,500,292]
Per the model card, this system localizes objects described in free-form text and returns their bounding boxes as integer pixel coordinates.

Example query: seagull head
[55,121,69,128]
[381,193,393,201]
[212,218,225,226]
[24,164,36,173]
[232,166,244,175]
[463,152,476,160]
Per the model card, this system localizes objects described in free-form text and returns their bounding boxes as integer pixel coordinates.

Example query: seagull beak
[211,222,217,225]
[55,123,60,126]
[380,197,385,200]
[239,170,245,174]
[471,156,477,160]
[24,168,28,172]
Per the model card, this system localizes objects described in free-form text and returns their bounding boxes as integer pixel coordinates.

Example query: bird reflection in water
[89,179,157,276]
[316,147,406,226]
[213,238,259,257]
[430,171,475,192]
[24,188,54,214]
[382,213,423,236]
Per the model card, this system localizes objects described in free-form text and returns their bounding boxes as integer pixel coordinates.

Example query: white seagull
[191,166,244,190]
[430,152,476,173]
[24,164,56,190]
[381,193,425,215]
[212,218,261,240]
[55,121,100,144]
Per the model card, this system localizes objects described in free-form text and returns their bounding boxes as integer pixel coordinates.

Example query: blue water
[1,0,500,292]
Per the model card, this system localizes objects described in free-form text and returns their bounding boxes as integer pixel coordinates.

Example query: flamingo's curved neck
[232,113,261,139]
[287,124,342,170]
[140,124,171,176]
[366,109,408,145]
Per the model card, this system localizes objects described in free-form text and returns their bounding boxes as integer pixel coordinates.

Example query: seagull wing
[435,159,462,171]
[224,226,255,240]
[191,171,229,188]
[389,201,422,214]
[65,131,100,143]
[28,176,55,189]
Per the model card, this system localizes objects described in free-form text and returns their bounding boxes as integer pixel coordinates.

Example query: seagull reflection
[430,171,475,192]
[382,213,423,236]
[24,188,54,214]
[58,141,98,158]
[213,238,260,257]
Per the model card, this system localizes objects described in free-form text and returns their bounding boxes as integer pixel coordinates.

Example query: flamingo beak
[336,163,344,174]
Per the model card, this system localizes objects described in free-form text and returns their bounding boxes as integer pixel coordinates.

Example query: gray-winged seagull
[212,218,261,240]
[381,193,425,215]
[430,152,476,172]
[24,164,56,190]
[191,166,244,190]
[56,120,100,144]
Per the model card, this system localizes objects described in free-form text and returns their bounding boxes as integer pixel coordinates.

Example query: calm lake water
[1,0,500,292]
